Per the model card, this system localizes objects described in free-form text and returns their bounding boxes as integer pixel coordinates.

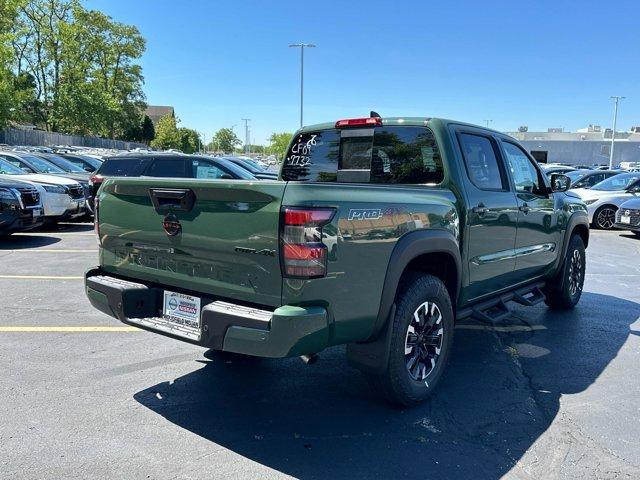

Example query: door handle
[519,203,530,214]
[472,203,488,215]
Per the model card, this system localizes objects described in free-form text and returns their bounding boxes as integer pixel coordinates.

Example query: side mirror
[21,167,33,173]
[550,173,571,192]
[220,174,233,180]
[84,166,94,172]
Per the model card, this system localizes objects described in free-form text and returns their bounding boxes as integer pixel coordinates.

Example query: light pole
[609,96,625,169]
[289,43,315,128]
[242,118,251,154]
[483,119,493,128]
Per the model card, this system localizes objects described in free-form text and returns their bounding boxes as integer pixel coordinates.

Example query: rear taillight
[89,174,103,186]
[281,207,335,279]
[335,117,382,128]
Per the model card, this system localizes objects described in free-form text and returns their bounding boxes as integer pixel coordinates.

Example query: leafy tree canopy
[209,128,241,153]
[267,132,293,160]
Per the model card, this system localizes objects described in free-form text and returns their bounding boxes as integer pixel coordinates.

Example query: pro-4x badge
[162,213,181,237]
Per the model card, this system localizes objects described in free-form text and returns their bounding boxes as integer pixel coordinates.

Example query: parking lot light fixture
[289,43,316,128]
[609,96,625,169]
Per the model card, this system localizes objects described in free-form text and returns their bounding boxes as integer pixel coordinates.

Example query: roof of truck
[298,117,504,135]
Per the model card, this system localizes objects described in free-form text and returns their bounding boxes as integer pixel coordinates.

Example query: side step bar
[456,282,546,322]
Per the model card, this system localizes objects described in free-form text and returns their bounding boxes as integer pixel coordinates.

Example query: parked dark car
[615,198,640,236]
[222,156,278,179]
[89,154,257,208]
[0,178,44,236]
[57,153,102,172]
[565,169,620,189]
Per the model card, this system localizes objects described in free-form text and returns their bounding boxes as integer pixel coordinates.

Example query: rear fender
[347,229,461,374]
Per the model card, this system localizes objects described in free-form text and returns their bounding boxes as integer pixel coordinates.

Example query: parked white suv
[0,158,86,222]
[572,172,640,229]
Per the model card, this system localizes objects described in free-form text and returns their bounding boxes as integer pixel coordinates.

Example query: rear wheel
[593,205,617,230]
[368,274,454,407]
[544,234,586,309]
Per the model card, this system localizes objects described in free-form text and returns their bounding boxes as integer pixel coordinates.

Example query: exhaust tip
[300,354,319,365]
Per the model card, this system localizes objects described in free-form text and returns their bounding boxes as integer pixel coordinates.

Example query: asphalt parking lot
[1,225,639,480]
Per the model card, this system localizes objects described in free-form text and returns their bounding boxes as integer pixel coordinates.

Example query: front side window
[501,141,544,194]
[281,126,443,185]
[586,173,604,187]
[0,158,26,174]
[592,173,640,191]
[458,133,505,190]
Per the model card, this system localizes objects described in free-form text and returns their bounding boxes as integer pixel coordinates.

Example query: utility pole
[609,96,625,169]
[289,43,316,128]
[242,118,250,154]
[483,119,493,128]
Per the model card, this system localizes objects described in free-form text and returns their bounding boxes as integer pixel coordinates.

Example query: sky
[87,0,639,145]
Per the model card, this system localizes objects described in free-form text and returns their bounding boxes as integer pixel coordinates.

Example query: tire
[593,205,617,230]
[544,234,586,309]
[633,231,640,238]
[368,274,454,407]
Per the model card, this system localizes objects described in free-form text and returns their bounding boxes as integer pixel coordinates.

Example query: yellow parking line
[0,275,84,280]
[0,326,140,332]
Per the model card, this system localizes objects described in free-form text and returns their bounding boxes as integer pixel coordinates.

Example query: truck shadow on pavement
[134,292,640,479]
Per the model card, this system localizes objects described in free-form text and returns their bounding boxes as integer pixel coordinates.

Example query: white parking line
[0,249,97,253]
[0,275,83,280]
[0,326,140,332]
[11,232,95,236]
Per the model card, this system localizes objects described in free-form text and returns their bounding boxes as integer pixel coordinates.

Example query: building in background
[508,125,640,166]
[144,106,175,126]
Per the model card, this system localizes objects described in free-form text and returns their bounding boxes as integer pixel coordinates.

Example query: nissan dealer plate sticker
[163,291,201,332]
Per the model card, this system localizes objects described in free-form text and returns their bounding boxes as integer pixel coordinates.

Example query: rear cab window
[281,126,444,185]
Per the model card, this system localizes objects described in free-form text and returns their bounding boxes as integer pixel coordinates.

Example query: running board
[456,282,546,322]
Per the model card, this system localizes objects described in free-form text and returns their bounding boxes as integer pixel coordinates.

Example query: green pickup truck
[85,116,589,405]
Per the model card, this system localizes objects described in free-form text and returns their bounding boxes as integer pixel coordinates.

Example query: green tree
[8,0,146,138]
[150,114,181,151]
[267,132,293,160]
[209,128,241,153]
[55,6,146,138]
[178,127,201,154]
[141,114,155,143]
[0,0,22,128]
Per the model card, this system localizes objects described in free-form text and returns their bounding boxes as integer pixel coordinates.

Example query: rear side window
[281,126,444,184]
[98,157,150,176]
[371,127,443,184]
[145,158,187,178]
[191,159,226,179]
[458,133,505,190]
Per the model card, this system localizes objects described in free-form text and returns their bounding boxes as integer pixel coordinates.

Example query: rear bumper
[84,268,329,358]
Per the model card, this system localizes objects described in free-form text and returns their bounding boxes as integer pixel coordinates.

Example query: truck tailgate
[97,178,286,307]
